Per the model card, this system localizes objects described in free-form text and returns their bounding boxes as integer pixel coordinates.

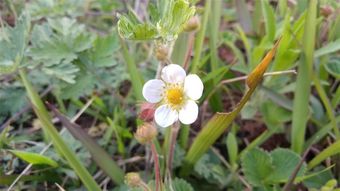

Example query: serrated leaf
[194,153,229,185]
[30,18,94,64]
[170,178,194,191]
[27,0,84,20]
[324,59,340,78]
[0,87,27,115]
[147,3,161,23]
[118,0,195,41]
[0,14,30,73]
[60,71,95,99]
[268,148,306,183]
[29,18,95,84]
[194,155,212,179]
[159,0,195,40]
[9,150,58,167]
[87,34,119,67]
[42,61,79,84]
[117,14,158,40]
[241,148,274,186]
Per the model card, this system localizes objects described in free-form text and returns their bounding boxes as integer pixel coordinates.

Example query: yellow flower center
[166,87,184,106]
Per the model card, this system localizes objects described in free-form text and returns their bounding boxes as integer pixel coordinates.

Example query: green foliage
[19,69,101,190]
[241,148,306,187]
[241,148,274,187]
[170,178,194,191]
[9,150,58,167]
[291,0,318,154]
[51,106,124,184]
[117,13,158,40]
[324,59,340,78]
[194,153,229,186]
[29,17,93,83]
[158,0,195,40]
[261,0,276,42]
[118,0,195,41]
[182,40,280,175]
[0,87,27,116]
[1,0,340,190]
[226,132,238,168]
[0,14,30,74]
[27,0,84,19]
[303,166,334,189]
[314,38,340,58]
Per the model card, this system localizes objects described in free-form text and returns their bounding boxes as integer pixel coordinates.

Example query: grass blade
[308,140,340,169]
[19,69,101,191]
[206,0,223,112]
[48,104,125,185]
[190,0,211,73]
[120,38,144,100]
[235,0,253,34]
[291,0,318,154]
[261,0,276,41]
[313,73,339,138]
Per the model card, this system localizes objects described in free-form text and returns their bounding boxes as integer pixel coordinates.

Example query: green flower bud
[183,16,200,32]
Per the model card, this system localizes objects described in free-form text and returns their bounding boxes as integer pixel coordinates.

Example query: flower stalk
[150,141,162,191]
[166,122,180,177]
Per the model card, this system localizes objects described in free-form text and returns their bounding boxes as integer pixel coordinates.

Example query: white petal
[179,100,199,125]
[142,79,165,103]
[184,74,204,100]
[154,105,178,128]
[161,64,186,84]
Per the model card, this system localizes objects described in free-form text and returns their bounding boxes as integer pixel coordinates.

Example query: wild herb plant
[0,0,340,190]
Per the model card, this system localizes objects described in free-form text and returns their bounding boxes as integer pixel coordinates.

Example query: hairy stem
[167,122,180,177]
[151,142,162,191]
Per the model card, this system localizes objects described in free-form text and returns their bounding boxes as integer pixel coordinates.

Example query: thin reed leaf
[190,0,211,73]
[120,38,144,100]
[48,105,125,184]
[291,0,318,154]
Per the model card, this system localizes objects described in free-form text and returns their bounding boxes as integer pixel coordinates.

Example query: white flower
[142,64,204,127]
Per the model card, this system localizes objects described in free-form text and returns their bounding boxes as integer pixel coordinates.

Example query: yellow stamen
[166,87,184,106]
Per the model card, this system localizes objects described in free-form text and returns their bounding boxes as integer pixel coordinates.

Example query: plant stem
[151,142,162,191]
[191,0,211,73]
[120,38,144,100]
[220,70,297,84]
[155,41,175,79]
[313,74,340,139]
[183,32,195,71]
[166,122,180,177]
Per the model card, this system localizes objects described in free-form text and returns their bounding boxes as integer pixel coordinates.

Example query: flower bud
[183,16,200,32]
[135,123,157,144]
[155,44,169,61]
[125,172,142,188]
[139,102,155,122]
[320,5,333,18]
